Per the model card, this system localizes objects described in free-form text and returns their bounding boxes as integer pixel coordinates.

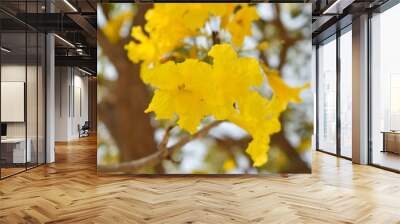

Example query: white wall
[1,65,26,145]
[55,67,69,141]
[55,67,89,141]
[1,65,31,138]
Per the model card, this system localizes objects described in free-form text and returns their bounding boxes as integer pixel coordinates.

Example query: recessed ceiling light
[54,34,75,48]
[63,0,78,12]
[1,47,11,53]
[78,67,93,76]
[322,0,353,15]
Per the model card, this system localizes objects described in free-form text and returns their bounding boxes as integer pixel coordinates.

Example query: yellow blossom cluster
[120,4,308,167]
[125,3,259,65]
[143,44,306,167]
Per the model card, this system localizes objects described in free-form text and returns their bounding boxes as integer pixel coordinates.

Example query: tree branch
[97,4,158,162]
[98,121,223,173]
[169,121,223,155]
[211,31,221,45]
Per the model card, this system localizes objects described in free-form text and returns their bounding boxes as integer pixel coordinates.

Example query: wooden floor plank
[0,135,399,223]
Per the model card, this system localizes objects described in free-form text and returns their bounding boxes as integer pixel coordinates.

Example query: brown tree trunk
[98,4,157,162]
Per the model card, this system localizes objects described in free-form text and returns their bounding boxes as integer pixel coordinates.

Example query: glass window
[312,45,317,150]
[318,37,337,154]
[371,3,400,171]
[1,30,28,177]
[339,29,352,158]
[0,1,46,179]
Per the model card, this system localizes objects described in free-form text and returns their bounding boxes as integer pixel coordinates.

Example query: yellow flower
[228,91,281,166]
[223,159,236,171]
[266,68,310,111]
[125,26,159,64]
[143,59,214,134]
[208,44,263,119]
[246,135,270,166]
[226,6,259,46]
[144,4,196,56]
[102,11,134,44]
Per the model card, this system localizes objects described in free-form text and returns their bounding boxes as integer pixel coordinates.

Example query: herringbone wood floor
[0,136,400,224]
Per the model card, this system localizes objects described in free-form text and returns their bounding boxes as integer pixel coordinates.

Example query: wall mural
[97,3,313,174]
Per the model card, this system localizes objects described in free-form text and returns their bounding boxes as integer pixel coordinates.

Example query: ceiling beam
[12,13,84,32]
[55,55,96,72]
[67,13,97,38]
